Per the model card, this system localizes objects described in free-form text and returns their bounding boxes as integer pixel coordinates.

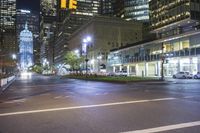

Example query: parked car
[172,72,193,79]
[106,72,116,76]
[194,72,200,79]
[115,71,128,77]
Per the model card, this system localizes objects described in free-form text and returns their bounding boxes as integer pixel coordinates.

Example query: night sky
[16,0,40,12]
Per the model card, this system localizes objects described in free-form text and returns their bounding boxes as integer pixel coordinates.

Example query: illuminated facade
[54,0,100,66]
[0,0,16,53]
[107,0,200,77]
[108,33,200,76]
[41,0,57,16]
[99,0,149,22]
[16,9,39,64]
[150,0,200,38]
[123,0,149,21]
[99,0,113,16]
[0,0,16,74]
[19,23,33,70]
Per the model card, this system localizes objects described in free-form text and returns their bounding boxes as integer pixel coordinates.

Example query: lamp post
[161,42,165,81]
[82,36,92,77]
[0,29,5,75]
[97,55,102,72]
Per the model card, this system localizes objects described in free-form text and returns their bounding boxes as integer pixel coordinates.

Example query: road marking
[121,121,200,133]
[3,99,26,104]
[0,97,175,117]
[15,83,69,88]
[54,96,62,99]
[184,96,195,98]
[64,96,70,98]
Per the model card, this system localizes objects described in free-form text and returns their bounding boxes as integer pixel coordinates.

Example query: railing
[0,75,15,89]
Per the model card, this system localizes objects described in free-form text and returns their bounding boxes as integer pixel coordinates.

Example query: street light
[161,42,165,81]
[82,36,92,77]
[12,54,17,60]
[74,49,80,57]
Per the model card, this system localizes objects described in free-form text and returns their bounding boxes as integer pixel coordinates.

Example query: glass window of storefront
[173,41,179,51]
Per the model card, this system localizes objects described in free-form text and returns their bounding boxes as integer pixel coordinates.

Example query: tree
[32,64,43,74]
[64,51,83,71]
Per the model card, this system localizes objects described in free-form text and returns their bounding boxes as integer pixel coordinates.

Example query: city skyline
[1,1,200,133]
[16,0,40,11]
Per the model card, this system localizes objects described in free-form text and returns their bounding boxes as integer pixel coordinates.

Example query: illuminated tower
[19,23,33,70]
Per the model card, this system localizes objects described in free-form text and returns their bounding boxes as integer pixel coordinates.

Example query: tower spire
[25,22,28,30]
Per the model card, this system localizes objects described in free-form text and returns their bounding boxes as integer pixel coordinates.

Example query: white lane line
[54,96,62,99]
[3,99,26,104]
[121,121,200,133]
[184,96,195,98]
[0,97,175,117]
[15,83,69,88]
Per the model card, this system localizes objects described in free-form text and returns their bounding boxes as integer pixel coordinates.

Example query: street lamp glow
[86,36,92,42]
[83,36,92,43]
[90,59,95,64]
[97,55,102,60]
[74,49,79,55]
[12,54,17,59]
[83,38,87,43]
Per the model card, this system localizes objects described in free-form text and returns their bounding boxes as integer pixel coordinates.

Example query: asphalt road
[0,74,200,133]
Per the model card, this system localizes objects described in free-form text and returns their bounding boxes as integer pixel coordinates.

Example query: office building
[123,0,149,21]
[107,0,200,77]
[40,0,57,67]
[105,0,150,22]
[0,0,16,74]
[68,16,144,72]
[99,0,113,16]
[54,0,100,67]
[16,9,40,64]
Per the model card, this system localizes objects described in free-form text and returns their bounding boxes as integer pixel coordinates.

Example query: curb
[63,77,162,84]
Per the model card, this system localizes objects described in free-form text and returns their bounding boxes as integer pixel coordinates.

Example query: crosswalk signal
[69,0,77,10]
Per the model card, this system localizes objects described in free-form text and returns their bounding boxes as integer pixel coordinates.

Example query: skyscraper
[100,0,150,22]
[19,23,33,70]
[54,0,100,66]
[0,0,16,74]
[16,9,39,64]
[149,0,200,38]
[40,0,57,67]
[123,0,149,21]
[0,0,16,53]
[99,0,114,16]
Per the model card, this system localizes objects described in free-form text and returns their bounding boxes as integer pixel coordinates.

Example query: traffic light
[61,0,67,9]
[69,0,77,10]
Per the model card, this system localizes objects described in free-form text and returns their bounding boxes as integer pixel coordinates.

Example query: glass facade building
[0,0,16,74]
[123,0,149,21]
[150,0,200,38]
[0,0,16,53]
[16,9,39,64]
[99,0,113,16]
[19,23,33,70]
[108,32,200,76]
[54,0,100,66]
[107,0,200,77]
[99,0,149,22]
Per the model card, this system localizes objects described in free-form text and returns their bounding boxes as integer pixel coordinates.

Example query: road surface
[0,74,200,133]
